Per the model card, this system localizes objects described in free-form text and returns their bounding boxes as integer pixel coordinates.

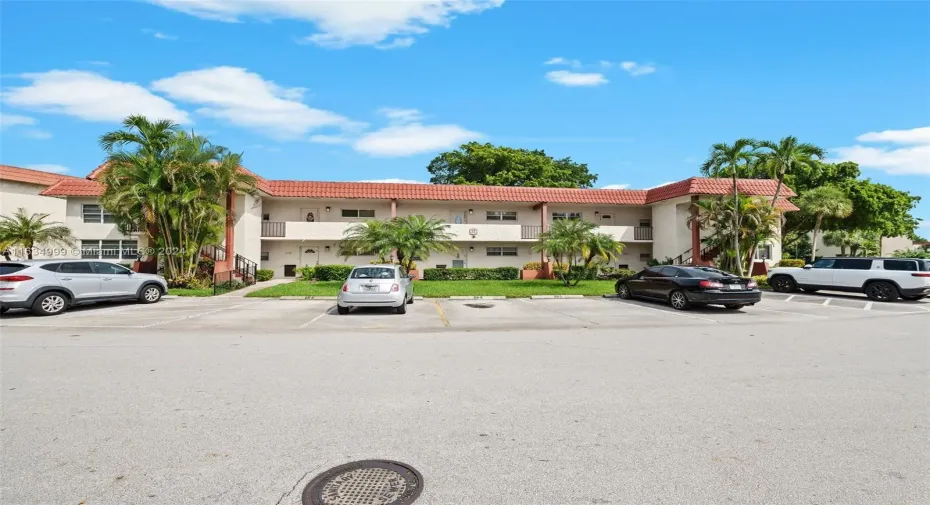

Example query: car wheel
[336,305,349,315]
[724,304,744,310]
[31,292,68,316]
[865,281,899,302]
[770,275,796,293]
[901,295,926,301]
[139,285,162,304]
[616,283,632,299]
[668,290,690,310]
[395,302,407,314]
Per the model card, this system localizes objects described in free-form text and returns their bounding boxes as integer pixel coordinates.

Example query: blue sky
[1,1,928,227]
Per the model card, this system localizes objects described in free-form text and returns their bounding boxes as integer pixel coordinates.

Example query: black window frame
[811,258,835,269]
[883,259,918,272]
[486,211,518,221]
[832,258,872,270]
[486,246,518,256]
[341,209,376,218]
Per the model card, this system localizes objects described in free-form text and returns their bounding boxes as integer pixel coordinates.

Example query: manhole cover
[464,303,494,309]
[302,460,423,505]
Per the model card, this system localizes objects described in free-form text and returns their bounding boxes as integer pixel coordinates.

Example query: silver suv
[0,260,168,316]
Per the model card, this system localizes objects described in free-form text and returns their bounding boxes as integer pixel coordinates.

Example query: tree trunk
[810,214,823,263]
[732,172,743,276]
[26,240,34,260]
[771,170,784,206]
[2,249,10,261]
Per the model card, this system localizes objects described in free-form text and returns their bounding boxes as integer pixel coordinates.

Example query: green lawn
[246,280,617,298]
[168,287,214,297]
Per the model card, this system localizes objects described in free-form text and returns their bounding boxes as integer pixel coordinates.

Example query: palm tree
[582,233,625,270]
[737,199,780,272]
[338,219,394,261]
[532,219,599,285]
[688,196,779,273]
[755,136,825,205]
[797,186,853,262]
[337,216,457,271]
[700,139,759,275]
[203,146,257,270]
[0,208,75,259]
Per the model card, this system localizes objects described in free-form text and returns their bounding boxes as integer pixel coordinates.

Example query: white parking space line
[822,299,831,306]
[785,295,796,302]
[299,312,329,328]
[140,301,259,328]
[597,298,721,323]
[752,306,829,319]
[864,302,873,311]
[0,323,146,329]
[914,305,930,312]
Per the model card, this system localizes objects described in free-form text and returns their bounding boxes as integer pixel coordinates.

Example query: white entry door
[300,245,320,266]
[450,210,467,225]
[300,208,320,223]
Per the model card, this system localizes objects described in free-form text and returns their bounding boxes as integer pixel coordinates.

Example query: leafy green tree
[688,196,779,273]
[822,229,876,257]
[532,219,607,286]
[427,142,598,188]
[754,136,825,205]
[835,179,922,241]
[797,186,853,262]
[338,216,457,271]
[582,233,625,269]
[891,248,930,259]
[0,208,75,259]
[699,139,759,275]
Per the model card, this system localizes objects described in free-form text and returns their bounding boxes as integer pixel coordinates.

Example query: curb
[601,294,619,298]
[275,296,424,300]
[448,296,507,300]
[531,295,584,299]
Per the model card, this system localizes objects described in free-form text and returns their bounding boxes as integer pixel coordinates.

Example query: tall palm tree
[737,199,780,272]
[339,219,394,261]
[797,185,853,262]
[755,136,825,205]
[0,208,75,259]
[700,139,758,275]
[532,219,599,285]
[203,147,257,270]
[390,215,458,270]
[582,233,625,270]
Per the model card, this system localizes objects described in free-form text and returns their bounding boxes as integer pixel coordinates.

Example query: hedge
[256,269,274,282]
[312,264,355,281]
[775,259,805,268]
[297,265,315,280]
[423,267,520,281]
[752,275,769,288]
[520,261,567,272]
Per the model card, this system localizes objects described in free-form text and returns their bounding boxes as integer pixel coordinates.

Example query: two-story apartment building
[2,164,798,277]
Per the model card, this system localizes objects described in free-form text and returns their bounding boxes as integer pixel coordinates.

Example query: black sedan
[615,265,762,310]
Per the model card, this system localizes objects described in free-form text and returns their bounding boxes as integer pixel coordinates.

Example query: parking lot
[2,290,928,332]
[2,292,928,505]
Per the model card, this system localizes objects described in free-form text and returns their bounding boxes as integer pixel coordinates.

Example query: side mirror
[803,264,812,269]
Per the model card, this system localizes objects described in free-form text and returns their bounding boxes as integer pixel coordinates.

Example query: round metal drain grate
[464,302,494,309]
[302,460,423,505]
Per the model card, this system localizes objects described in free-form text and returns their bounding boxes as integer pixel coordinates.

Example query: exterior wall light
[324,245,330,252]
[325,206,331,212]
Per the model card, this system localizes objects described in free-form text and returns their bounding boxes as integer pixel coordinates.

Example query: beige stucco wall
[1,181,70,259]
[234,192,263,263]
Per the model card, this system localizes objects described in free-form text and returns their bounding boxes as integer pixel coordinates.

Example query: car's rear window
[684,267,729,279]
[0,263,28,275]
[350,267,395,279]
[884,259,918,271]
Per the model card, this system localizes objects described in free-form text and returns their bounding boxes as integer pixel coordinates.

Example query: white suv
[0,260,168,316]
[768,257,930,302]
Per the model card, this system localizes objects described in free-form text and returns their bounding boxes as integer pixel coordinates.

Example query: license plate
[363,285,378,292]
[728,284,742,290]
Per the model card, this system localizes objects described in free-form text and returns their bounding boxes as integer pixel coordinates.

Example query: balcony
[521,225,542,239]
[634,226,653,241]
[261,221,287,237]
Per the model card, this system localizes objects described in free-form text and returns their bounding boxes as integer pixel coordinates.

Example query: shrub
[296,265,315,280]
[256,269,274,282]
[522,261,542,270]
[776,259,806,268]
[598,268,638,280]
[216,279,244,291]
[752,275,769,288]
[313,264,355,281]
[423,267,520,281]
[167,275,210,289]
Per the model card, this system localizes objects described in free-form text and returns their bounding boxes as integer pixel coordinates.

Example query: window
[58,262,94,274]
[1,263,28,274]
[833,258,872,270]
[262,214,270,221]
[639,253,651,260]
[552,212,582,221]
[811,258,835,269]
[411,256,422,261]
[659,266,679,277]
[93,262,131,275]
[756,244,772,260]
[487,247,518,256]
[435,264,447,269]
[600,214,612,220]
[486,211,517,221]
[341,209,376,218]
[39,263,61,272]
[260,252,269,261]
[80,240,138,260]
[883,259,917,271]
[639,220,651,227]
[350,267,395,279]
[618,264,629,269]
[81,204,115,223]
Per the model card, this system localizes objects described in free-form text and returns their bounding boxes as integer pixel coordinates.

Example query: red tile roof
[32,165,798,211]
[774,198,800,212]
[86,162,274,195]
[0,164,85,187]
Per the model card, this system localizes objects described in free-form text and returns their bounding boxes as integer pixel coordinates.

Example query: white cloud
[150,0,504,48]
[23,129,53,140]
[85,60,110,66]
[378,107,424,125]
[830,126,930,176]
[600,184,630,190]
[0,112,36,128]
[599,60,613,69]
[151,66,358,138]
[354,123,482,157]
[143,28,178,40]
[646,181,675,189]
[545,70,608,87]
[309,134,353,145]
[3,70,190,123]
[544,57,581,68]
[620,61,657,76]
[26,164,69,174]
[358,178,428,184]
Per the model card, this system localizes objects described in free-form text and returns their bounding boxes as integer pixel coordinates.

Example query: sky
[1,0,928,228]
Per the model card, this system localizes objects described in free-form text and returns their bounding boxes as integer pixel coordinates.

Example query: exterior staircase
[672,245,720,266]
[200,244,257,284]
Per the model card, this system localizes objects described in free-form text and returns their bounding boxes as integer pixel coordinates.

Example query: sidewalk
[218,278,292,297]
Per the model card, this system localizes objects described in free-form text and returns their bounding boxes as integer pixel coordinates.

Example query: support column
[391,199,397,218]
[225,190,235,271]
[690,195,703,265]
[539,202,551,278]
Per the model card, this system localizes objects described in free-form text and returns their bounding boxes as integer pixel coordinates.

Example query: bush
[423,267,520,281]
[313,264,355,281]
[522,261,541,270]
[216,279,243,291]
[776,259,806,268]
[598,268,638,280]
[296,265,315,280]
[167,275,210,289]
[752,275,769,288]
[256,269,274,282]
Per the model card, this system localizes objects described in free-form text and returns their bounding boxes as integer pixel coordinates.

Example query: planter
[521,269,540,280]
[408,269,419,281]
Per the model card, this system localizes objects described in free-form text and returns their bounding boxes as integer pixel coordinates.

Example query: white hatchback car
[336,264,415,314]
[768,257,930,301]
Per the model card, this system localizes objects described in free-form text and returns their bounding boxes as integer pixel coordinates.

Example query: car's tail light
[342,283,348,292]
[911,273,930,277]
[391,284,399,292]
[0,275,33,282]
[698,280,724,289]
[746,280,758,289]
